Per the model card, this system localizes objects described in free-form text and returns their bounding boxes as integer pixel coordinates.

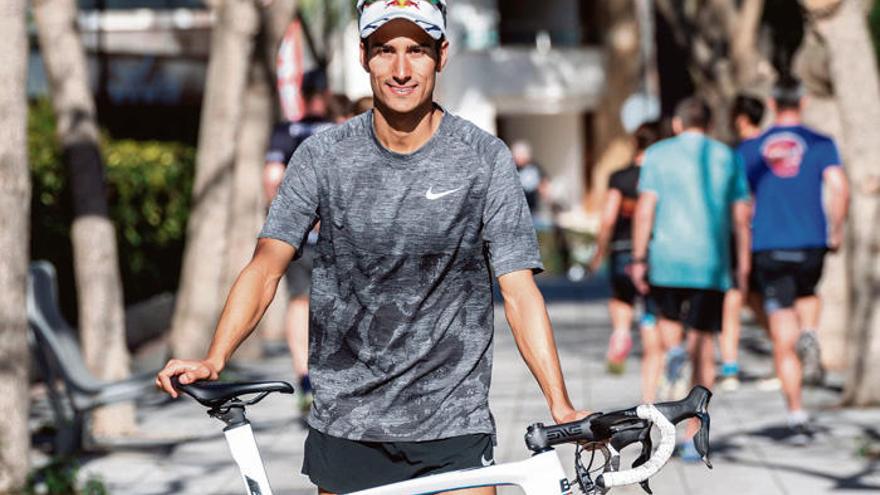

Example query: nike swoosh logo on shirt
[425,186,462,200]
[481,454,494,467]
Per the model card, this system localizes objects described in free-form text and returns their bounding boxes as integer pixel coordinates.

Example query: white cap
[357,0,447,41]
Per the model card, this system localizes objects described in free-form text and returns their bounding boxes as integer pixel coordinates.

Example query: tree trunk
[0,0,31,489]
[585,0,641,212]
[655,0,768,139]
[811,0,880,405]
[33,0,135,437]
[801,95,851,370]
[170,0,262,359]
[230,0,298,350]
[225,58,275,361]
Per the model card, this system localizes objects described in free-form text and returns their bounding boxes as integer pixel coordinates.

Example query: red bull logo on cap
[386,0,420,8]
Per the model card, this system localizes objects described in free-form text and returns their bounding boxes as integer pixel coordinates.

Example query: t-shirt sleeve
[482,145,544,277]
[259,142,320,256]
[265,124,293,164]
[817,138,843,171]
[637,148,660,195]
[608,170,622,191]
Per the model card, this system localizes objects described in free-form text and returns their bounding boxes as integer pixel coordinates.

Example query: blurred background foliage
[29,98,195,320]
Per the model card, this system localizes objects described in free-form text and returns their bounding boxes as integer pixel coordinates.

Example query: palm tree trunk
[170,0,262,359]
[0,0,31,488]
[33,0,135,437]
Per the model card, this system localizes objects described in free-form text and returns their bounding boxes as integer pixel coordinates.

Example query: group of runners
[593,80,849,452]
[153,0,851,492]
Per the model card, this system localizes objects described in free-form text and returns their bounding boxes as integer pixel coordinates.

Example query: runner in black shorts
[738,78,850,444]
[720,94,766,390]
[590,122,661,398]
[630,98,752,460]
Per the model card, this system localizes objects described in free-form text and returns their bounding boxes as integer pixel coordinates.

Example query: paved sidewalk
[48,280,878,494]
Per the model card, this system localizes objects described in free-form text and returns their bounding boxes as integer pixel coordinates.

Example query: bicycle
[171,377,712,495]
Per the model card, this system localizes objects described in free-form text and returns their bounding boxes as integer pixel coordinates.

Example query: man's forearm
[205,259,285,371]
[500,279,574,419]
[825,167,850,234]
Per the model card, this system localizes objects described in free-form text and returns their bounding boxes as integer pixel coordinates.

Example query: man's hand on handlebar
[553,407,593,426]
[155,358,222,398]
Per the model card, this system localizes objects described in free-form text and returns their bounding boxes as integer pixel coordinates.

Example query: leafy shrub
[25,457,108,495]
[29,99,196,318]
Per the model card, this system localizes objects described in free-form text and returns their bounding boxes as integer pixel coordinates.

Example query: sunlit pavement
[50,275,879,494]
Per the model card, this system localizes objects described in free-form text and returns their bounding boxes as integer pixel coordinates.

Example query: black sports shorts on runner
[610,250,639,304]
[302,427,494,493]
[651,286,724,332]
[753,248,826,313]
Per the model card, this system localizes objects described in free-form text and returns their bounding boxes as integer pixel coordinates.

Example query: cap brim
[360,12,444,40]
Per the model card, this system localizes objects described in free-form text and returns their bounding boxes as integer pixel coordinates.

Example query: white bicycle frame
[222,405,676,495]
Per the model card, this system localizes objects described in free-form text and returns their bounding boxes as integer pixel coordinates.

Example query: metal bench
[27,261,159,453]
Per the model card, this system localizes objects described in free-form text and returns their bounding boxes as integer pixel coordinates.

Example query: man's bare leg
[720,289,742,386]
[606,298,635,372]
[686,331,715,438]
[285,295,310,378]
[794,295,820,331]
[640,324,664,403]
[768,309,803,412]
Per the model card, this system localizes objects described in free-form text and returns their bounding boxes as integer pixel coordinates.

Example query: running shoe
[605,331,633,375]
[662,346,690,399]
[787,421,816,446]
[677,440,702,463]
[796,331,825,386]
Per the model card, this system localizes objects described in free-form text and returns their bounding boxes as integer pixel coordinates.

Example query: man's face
[360,19,448,115]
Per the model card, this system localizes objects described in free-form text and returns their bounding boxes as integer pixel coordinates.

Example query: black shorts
[285,248,315,297]
[610,250,638,304]
[651,286,725,332]
[301,428,494,493]
[753,248,826,313]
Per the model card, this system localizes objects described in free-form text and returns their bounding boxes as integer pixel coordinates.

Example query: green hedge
[29,99,195,316]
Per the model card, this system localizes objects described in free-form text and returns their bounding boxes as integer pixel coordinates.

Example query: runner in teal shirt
[638,130,750,290]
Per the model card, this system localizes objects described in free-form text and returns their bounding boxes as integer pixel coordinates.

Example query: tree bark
[225,57,275,360]
[810,0,880,405]
[170,0,262,359]
[33,0,135,437]
[655,0,768,139]
[586,0,641,212]
[230,0,298,350]
[0,0,31,489]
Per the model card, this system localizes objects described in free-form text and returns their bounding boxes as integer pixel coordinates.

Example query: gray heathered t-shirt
[259,109,543,442]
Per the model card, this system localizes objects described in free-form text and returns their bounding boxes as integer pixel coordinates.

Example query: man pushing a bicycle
[156,1,586,493]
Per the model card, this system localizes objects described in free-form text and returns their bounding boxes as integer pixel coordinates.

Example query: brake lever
[654,386,713,469]
[608,421,654,494]
[694,411,712,469]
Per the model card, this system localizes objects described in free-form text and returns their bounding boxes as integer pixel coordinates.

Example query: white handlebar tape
[597,404,676,488]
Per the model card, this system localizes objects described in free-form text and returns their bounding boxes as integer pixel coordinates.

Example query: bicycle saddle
[172,377,294,409]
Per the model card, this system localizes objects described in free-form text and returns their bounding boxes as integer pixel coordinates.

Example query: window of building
[498,0,598,47]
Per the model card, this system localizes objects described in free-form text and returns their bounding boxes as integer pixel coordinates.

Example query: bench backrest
[27,261,104,393]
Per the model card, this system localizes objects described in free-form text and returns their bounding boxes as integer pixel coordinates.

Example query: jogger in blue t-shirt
[737,79,850,445]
